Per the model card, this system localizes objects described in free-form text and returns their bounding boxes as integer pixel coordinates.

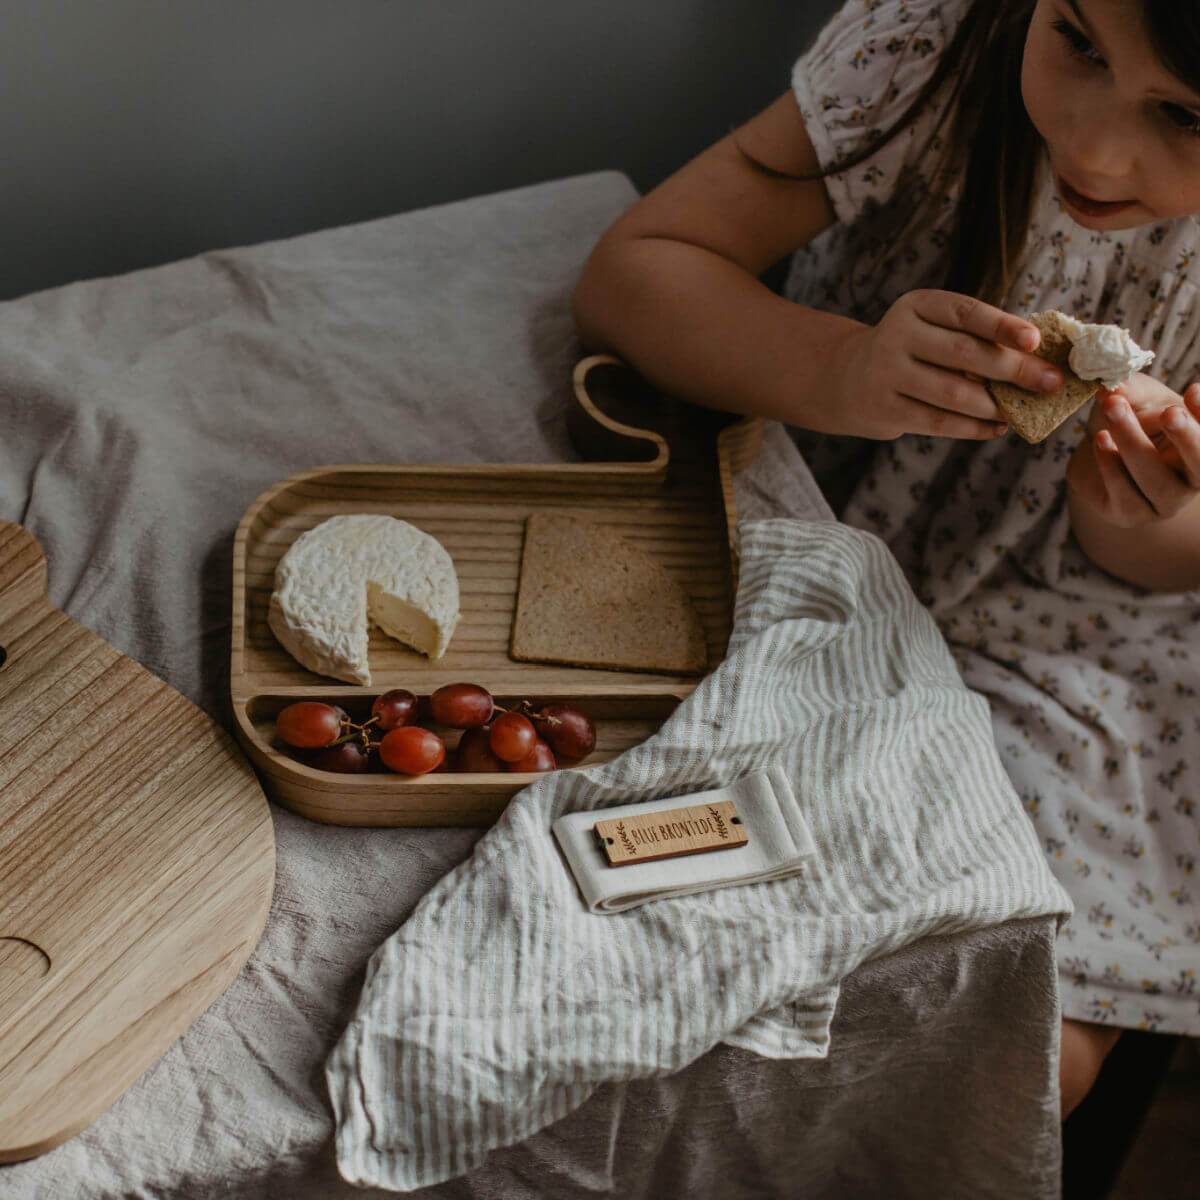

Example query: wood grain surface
[0,522,275,1163]
[231,357,762,827]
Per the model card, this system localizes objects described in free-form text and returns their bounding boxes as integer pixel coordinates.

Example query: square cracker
[510,512,708,675]
[986,310,1099,443]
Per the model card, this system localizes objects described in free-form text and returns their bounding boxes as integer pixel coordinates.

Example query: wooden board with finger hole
[230,356,763,827]
[0,521,275,1163]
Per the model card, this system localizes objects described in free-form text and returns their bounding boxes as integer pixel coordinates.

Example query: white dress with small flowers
[788,0,1200,1034]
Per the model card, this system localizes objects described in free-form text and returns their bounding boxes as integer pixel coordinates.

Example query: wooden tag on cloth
[594,800,747,867]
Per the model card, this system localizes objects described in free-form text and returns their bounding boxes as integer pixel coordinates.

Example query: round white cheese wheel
[268,514,460,685]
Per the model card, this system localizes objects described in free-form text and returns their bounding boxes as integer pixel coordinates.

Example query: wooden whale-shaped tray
[230,356,762,827]
[0,522,275,1163]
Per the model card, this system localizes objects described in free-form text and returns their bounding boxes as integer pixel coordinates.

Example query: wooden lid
[0,522,275,1163]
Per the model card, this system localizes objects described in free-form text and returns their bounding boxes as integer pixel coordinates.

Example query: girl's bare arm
[573,95,1059,441]
[1070,489,1200,592]
[573,95,857,425]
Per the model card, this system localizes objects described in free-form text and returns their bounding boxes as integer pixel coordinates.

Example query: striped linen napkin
[326,519,1071,1192]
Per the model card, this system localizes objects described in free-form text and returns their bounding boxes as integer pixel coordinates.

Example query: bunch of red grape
[273,684,597,777]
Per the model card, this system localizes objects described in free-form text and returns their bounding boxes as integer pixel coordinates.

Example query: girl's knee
[1060,1018,1121,1120]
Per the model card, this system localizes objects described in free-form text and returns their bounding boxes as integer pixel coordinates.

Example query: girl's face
[1022,0,1200,231]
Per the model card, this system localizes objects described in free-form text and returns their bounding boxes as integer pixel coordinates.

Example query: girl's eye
[1161,102,1200,138]
[1051,17,1106,67]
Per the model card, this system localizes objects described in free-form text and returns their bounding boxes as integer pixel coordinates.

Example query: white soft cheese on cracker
[1056,314,1155,388]
[268,514,459,685]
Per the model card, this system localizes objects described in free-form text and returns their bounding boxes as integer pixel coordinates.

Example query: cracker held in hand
[986,311,1100,444]
[511,513,708,675]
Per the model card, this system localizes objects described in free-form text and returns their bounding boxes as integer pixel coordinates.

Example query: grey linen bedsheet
[0,171,1062,1199]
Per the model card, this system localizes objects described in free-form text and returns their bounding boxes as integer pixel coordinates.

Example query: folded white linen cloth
[326,519,1072,1193]
[553,765,815,912]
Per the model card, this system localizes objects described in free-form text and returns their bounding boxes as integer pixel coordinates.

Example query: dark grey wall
[3,2,838,300]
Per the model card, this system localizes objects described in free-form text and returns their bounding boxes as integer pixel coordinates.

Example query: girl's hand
[830,289,1063,440]
[1066,374,1200,527]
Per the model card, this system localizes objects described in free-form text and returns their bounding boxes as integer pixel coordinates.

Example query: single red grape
[372,688,418,731]
[489,712,536,763]
[379,726,446,775]
[430,683,494,729]
[456,726,505,772]
[533,704,596,765]
[276,701,342,749]
[309,741,370,774]
[506,738,556,773]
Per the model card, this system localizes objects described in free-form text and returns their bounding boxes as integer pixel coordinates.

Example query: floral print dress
[788,0,1200,1034]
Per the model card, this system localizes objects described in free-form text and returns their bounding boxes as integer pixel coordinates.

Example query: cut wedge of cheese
[268,514,459,685]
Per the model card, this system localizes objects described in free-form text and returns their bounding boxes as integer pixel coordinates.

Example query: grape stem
[323,714,383,750]
[511,699,560,726]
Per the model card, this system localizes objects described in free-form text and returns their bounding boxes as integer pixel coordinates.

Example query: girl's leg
[1060,1018,1122,1119]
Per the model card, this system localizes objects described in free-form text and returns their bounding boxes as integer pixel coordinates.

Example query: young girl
[574,0,1200,1119]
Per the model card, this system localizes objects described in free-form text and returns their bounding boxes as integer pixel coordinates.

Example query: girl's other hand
[831,289,1063,441]
[1067,374,1200,527]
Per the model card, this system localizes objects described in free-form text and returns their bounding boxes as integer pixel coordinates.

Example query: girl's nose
[1064,106,1138,183]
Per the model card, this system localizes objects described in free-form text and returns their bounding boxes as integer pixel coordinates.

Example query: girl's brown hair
[752,0,1200,304]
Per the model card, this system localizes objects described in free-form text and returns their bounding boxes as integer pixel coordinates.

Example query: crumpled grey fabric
[0,171,1064,1199]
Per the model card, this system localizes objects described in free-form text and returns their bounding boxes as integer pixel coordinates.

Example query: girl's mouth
[1056,175,1136,219]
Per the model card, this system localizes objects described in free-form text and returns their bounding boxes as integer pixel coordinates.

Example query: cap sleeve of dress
[792,0,970,227]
